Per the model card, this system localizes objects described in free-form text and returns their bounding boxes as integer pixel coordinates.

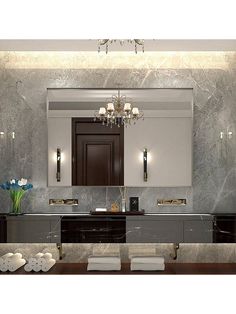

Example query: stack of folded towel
[130,256,165,271]
[0,253,26,272]
[24,252,56,272]
[87,256,121,271]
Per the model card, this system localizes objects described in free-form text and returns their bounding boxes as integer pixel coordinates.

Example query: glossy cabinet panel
[0,214,217,243]
[126,217,183,243]
[6,216,61,243]
[184,220,213,243]
[61,217,126,243]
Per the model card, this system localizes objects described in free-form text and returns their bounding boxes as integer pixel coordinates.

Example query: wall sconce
[0,131,15,139]
[143,148,148,182]
[56,148,61,182]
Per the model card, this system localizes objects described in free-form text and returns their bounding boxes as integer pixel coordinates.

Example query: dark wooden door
[72,118,124,186]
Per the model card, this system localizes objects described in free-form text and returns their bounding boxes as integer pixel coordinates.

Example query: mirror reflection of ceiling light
[94,90,144,128]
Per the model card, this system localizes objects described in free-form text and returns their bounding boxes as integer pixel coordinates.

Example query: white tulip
[10,179,15,184]
[19,178,27,186]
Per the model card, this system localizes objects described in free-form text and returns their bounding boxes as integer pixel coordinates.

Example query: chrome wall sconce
[0,131,15,139]
[220,130,233,139]
[56,148,61,182]
[143,148,148,182]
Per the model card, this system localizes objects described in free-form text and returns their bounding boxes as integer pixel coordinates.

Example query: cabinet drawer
[184,220,213,243]
[6,217,61,243]
[126,219,183,243]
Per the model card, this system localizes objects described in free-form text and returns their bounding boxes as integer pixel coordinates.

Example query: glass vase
[10,190,25,214]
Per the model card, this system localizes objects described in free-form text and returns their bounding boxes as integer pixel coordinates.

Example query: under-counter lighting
[1,51,232,70]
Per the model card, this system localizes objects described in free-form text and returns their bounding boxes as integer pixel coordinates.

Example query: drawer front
[126,219,183,243]
[6,217,61,243]
[61,217,126,243]
[7,220,51,243]
[184,221,213,243]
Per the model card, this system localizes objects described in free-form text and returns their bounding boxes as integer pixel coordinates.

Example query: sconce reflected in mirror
[56,148,61,182]
[143,148,148,182]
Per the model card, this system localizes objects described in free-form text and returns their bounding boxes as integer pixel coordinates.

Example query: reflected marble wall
[0,52,236,213]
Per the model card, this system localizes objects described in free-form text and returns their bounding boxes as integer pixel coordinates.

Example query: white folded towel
[88,256,121,264]
[131,256,165,264]
[87,263,121,271]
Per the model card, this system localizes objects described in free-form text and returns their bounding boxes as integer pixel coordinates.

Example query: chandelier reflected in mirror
[94,90,144,128]
[98,39,144,54]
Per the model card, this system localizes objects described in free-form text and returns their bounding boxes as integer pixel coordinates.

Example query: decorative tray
[90,210,145,215]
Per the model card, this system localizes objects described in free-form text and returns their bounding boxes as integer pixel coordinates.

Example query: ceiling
[47,88,193,111]
[47,88,193,103]
[0,40,236,51]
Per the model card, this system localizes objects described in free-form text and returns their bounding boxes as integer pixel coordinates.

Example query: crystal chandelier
[94,90,144,128]
[98,39,144,54]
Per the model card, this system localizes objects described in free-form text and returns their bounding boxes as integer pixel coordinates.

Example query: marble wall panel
[0,52,235,214]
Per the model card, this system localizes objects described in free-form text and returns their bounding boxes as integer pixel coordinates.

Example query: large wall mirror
[47,88,193,187]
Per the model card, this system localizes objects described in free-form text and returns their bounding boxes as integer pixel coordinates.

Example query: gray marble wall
[0,52,236,213]
[1,243,236,263]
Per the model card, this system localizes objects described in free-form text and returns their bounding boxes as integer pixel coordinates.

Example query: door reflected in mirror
[47,88,193,187]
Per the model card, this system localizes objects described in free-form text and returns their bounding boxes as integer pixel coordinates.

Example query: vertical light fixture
[56,148,61,182]
[143,148,148,182]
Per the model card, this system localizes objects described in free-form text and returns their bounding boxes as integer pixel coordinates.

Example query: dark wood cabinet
[72,118,124,186]
[61,216,126,243]
[213,216,236,243]
[0,216,7,243]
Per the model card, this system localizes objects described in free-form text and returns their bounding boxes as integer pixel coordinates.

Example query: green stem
[10,189,26,214]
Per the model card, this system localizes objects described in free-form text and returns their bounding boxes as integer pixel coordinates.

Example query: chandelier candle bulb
[132,107,139,115]
[99,107,106,115]
[107,103,114,111]
[124,103,131,111]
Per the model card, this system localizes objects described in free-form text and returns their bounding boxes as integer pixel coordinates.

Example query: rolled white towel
[10,253,23,261]
[28,253,44,266]
[0,253,13,264]
[32,264,41,272]
[38,253,53,266]
[24,263,33,272]
[0,253,23,268]
[41,259,56,272]
[8,259,26,272]
[0,264,8,272]
[43,253,52,259]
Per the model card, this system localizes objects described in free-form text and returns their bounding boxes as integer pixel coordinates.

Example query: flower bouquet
[0,178,33,214]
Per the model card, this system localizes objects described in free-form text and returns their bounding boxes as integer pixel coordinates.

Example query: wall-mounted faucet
[170,243,180,260]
